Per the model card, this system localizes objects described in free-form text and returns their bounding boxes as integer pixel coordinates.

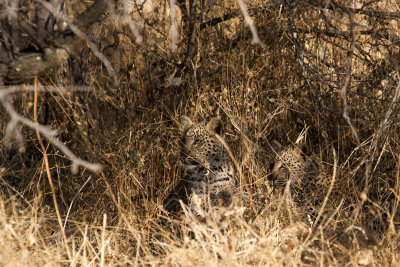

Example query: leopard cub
[166,116,236,211]
[268,140,334,218]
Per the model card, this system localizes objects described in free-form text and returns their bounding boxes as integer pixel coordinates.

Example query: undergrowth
[0,0,399,266]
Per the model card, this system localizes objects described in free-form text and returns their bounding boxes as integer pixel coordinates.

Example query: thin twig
[34,79,71,260]
[338,13,360,146]
[64,175,92,229]
[214,133,254,211]
[101,213,107,267]
[0,85,91,95]
[388,153,400,234]
[100,171,141,241]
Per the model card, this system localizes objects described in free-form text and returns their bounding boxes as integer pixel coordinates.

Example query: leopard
[166,116,236,212]
[268,140,335,224]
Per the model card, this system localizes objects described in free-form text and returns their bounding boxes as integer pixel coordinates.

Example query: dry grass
[0,0,400,266]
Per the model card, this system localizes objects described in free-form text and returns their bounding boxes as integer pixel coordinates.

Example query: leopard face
[268,141,310,189]
[268,140,336,224]
[180,116,235,199]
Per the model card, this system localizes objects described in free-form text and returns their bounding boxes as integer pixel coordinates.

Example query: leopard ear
[294,143,310,158]
[271,140,283,152]
[206,117,223,135]
[180,116,193,130]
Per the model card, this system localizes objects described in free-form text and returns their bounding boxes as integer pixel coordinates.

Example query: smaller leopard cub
[177,116,236,209]
[268,140,311,189]
[268,140,329,202]
[268,140,340,226]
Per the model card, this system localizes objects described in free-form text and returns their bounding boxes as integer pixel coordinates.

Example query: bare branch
[121,0,143,44]
[338,14,360,146]
[169,0,178,52]
[200,12,239,30]
[0,86,103,174]
[36,0,116,82]
[236,0,265,48]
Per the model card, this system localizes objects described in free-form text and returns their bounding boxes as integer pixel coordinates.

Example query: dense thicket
[0,0,399,265]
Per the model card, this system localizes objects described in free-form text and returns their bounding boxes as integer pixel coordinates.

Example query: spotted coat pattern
[180,116,235,203]
[268,141,331,207]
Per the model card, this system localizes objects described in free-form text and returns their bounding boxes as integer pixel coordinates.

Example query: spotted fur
[268,140,331,208]
[179,116,235,206]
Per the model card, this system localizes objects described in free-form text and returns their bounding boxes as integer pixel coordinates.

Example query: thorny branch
[0,86,103,174]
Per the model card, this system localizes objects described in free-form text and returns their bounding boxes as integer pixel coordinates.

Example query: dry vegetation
[0,0,400,265]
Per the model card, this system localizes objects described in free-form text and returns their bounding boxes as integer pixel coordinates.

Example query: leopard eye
[193,139,200,145]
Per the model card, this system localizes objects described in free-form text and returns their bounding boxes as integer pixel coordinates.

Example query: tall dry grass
[0,0,399,265]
